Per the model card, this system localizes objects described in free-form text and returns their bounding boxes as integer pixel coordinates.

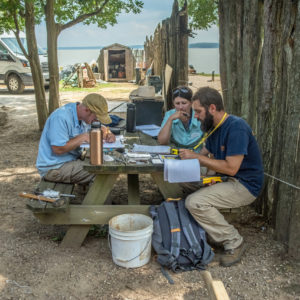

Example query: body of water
[58,48,219,74]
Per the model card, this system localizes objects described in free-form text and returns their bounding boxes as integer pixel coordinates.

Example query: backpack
[149,199,214,272]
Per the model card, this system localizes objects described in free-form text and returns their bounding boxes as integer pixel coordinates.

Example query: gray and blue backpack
[149,199,214,272]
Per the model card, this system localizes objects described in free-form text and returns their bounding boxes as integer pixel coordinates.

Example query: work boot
[220,242,247,267]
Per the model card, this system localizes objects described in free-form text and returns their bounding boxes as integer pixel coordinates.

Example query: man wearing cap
[36,93,115,184]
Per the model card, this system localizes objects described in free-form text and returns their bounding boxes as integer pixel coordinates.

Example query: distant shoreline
[57,42,219,51]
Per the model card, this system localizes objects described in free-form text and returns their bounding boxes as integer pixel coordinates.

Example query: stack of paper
[136,124,161,137]
[132,144,170,154]
[164,159,201,183]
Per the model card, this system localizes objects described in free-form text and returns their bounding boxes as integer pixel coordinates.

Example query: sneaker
[220,242,247,267]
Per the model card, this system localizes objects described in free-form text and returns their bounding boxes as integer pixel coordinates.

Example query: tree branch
[13,10,30,60]
[60,0,110,33]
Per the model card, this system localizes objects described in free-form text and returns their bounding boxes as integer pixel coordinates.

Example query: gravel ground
[0,77,299,299]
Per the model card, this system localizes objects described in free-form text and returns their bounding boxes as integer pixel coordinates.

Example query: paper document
[136,124,160,130]
[80,135,125,149]
[132,144,170,154]
[103,135,125,149]
[164,159,201,183]
[136,124,161,137]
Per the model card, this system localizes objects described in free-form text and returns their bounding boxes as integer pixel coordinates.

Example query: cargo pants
[185,177,256,250]
[44,160,95,185]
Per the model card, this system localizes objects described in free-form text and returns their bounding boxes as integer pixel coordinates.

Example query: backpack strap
[162,201,181,258]
[178,200,215,265]
[177,200,202,258]
[149,205,178,269]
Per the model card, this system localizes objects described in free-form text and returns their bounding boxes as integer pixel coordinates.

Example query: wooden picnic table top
[83,130,172,174]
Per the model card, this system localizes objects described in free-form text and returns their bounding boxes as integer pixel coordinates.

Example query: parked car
[0,31,49,94]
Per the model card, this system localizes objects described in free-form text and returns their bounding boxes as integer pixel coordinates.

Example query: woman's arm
[157,117,173,145]
[158,111,188,145]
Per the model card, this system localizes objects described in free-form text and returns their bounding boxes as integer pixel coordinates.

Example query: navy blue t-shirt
[206,115,264,197]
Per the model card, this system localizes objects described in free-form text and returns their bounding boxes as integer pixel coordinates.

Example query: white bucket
[109,214,153,268]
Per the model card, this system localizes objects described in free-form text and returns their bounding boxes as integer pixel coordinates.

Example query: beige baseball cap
[82,93,112,124]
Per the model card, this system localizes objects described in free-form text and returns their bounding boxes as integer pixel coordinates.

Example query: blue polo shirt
[36,102,86,177]
[206,115,264,197]
[160,109,203,151]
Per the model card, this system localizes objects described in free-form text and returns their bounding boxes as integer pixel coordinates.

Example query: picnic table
[32,131,183,248]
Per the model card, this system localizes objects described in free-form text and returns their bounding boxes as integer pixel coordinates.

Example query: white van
[0,32,49,94]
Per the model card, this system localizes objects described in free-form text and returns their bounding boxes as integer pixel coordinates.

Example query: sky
[35,0,219,48]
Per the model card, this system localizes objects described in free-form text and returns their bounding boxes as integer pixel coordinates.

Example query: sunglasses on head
[172,87,190,97]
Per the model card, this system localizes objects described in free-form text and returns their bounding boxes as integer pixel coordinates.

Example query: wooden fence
[144,0,189,110]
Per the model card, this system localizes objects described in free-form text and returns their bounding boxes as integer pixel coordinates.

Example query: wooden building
[97,43,136,82]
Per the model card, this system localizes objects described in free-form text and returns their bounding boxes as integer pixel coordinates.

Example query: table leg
[128,174,140,205]
[61,174,118,248]
[151,173,183,199]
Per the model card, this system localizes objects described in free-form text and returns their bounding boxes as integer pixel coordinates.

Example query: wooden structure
[219,0,300,259]
[144,0,189,110]
[77,63,96,88]
[97,43,135,82]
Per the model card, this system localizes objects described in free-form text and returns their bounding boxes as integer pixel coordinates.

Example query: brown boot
[220,242,247,267]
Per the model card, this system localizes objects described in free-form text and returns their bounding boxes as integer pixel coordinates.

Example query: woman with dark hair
[158,86,203,151]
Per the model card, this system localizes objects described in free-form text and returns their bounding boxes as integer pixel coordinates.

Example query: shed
[97,43,136,82]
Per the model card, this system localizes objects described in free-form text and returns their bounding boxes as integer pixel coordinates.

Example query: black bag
[150,199,214,272]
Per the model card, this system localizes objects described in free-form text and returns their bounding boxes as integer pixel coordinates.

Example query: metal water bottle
[126,103,136,133]
[90,121,103,165]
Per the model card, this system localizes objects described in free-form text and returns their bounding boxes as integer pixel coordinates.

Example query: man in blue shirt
[179,87,264,267]
[36,93,115,184]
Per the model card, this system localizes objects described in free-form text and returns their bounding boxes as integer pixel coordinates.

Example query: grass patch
[59,82,118,92]
[196,72,220,76]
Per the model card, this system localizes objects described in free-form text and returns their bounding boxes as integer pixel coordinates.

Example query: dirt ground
[0,76,299,300]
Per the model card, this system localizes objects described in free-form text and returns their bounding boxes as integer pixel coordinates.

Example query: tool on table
[19,192,66,207]
[170,148,179,155]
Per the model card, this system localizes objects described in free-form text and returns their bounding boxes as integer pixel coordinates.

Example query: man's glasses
[172,87,190,97]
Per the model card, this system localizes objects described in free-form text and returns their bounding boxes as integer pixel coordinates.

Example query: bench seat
[26,179,74,213]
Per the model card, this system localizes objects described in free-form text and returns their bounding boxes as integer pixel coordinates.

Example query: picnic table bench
[27,131,243,248]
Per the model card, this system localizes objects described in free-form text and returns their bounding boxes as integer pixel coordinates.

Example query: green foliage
[0,0,25,34]
[59,81,118,92]
[88,224,108,238]
[53,0,143,29]
[179,0,218,30]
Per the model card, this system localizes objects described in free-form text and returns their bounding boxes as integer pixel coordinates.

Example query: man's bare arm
[52,133,89,155]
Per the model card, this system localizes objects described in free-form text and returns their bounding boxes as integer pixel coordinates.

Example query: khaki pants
[44,160,95,185]
[185,177,256,250]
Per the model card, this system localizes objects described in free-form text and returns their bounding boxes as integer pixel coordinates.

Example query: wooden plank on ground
[201,271,230,300]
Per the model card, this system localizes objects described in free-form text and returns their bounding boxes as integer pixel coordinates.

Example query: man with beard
[179,87,264,267]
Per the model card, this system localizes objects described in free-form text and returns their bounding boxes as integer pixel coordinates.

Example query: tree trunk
[262,0,300,259]
[24,0,48,130]
[218,0,300,259]
[45,0,60,113]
